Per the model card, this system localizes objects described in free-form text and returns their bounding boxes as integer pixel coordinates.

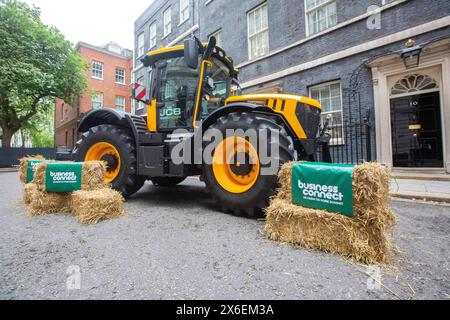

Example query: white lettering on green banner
[292,162,355,217]
[26,160,46,183]
[45,163,83,192]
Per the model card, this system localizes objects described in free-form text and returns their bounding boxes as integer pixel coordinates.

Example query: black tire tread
[74,124,145,198]
[203,112,294,217]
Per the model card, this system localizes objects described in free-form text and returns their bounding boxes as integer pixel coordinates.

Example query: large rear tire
[203,112,294,217]
[74,124,146,198]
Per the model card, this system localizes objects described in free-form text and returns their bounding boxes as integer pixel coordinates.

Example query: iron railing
[317,92,373,165]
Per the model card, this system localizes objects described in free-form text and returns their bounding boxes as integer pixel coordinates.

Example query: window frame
[91,92,104,110]
[137,32,145,57]
[247,2,269,61]
[208,29,223,47]
[309,80,344,146]
[91,61,104,80]
[149,22,157,49]
[115,95,126,111]
[115,67,126,85]
[61,102,65,120]
[179,0,189,25]
[163,7,172,38]
[304,0,337,37]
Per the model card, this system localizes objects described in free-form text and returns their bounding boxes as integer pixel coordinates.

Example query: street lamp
[401,39,422,69]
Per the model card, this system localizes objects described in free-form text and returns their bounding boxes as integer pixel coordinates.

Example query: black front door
[390,92,443,168]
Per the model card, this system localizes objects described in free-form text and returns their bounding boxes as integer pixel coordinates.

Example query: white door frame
[370,48,450,173]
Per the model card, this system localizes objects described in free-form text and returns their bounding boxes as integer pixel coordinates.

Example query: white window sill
[248,52,269,61]
[115,82,126,85]
[306,24,336,38]
[178,18,189,27]
[205,0,213,5]
[162,32,171,40]
[92,76,104,80]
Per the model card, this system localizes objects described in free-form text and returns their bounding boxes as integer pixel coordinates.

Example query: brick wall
[55,43,133,148]
[78,45,133,114]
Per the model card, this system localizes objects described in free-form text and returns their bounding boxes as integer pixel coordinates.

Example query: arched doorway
[389,72,443,168]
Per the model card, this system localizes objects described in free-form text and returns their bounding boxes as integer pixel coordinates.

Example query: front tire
[74,124,145,198]
[203,112,294,217]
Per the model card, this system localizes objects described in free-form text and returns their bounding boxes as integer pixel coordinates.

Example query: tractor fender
[77,109,147,151]
[200,103,297,139]
[78,109,131,133]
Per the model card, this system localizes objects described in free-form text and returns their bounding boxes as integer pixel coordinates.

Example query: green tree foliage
[24,98,55,147]
[0,0,87,147]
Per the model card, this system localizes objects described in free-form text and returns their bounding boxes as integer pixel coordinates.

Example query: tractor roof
[140,44,238,76]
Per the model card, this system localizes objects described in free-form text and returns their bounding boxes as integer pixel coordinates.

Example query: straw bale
[18,155,45,183]
[71,188,125,225]
[26,185,72,217]
[266,162,396,264]
[33,161,106,192]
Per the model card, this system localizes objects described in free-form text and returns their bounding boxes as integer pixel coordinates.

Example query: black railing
[0,147,56,167]
[317,92,373,165]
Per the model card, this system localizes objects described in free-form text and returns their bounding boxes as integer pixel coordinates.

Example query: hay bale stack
[276,162,295,202]
[19,155,45,183]
[266,162,396,265]
[22,183,37,205]
[33,161,106,192]
[71,188,125,225]
[25,183,72,217]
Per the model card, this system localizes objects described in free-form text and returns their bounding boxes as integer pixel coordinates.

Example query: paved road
[0,172,449,300]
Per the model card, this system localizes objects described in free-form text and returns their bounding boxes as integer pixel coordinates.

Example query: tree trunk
[1,127,16,148]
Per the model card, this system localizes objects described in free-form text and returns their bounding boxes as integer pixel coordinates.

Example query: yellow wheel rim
[212,137,260,194]
[85,142,121,183]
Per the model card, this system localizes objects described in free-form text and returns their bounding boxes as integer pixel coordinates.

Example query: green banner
[292,162,355,217]
[45,163,83,192]
[26,160,46,183]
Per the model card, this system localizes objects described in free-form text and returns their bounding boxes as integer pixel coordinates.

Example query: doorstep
[391,191,450,203]
[392,172,450,182]
[390,178,450,203]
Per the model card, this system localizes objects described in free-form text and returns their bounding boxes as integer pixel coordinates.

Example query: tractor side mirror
[132,83,150,104]
[184,39,199,70]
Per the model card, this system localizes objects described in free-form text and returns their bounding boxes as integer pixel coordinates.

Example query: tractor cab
[134,37,239,133]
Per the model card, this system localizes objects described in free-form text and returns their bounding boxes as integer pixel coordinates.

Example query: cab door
[154,57,200,132]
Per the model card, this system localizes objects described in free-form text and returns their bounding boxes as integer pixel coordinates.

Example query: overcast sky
[22,0,154,50]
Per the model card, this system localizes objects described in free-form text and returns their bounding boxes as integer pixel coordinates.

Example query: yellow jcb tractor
[68,37,331,216]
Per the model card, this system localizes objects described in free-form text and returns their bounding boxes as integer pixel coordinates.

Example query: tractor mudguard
[77,109,158,146]
[55,109,147,161]
[78,109,133,133]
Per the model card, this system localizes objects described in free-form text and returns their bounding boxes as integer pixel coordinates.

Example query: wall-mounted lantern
[401,39,422,69]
